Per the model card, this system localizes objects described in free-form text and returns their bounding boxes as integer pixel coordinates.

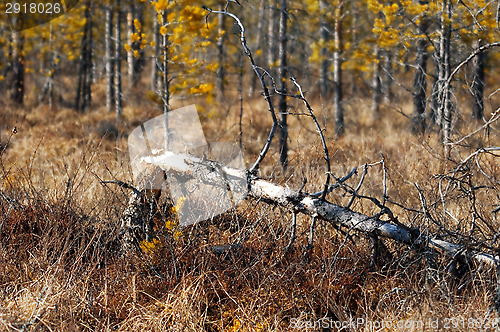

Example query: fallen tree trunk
[120,152,498,267]
[248,172,497,266]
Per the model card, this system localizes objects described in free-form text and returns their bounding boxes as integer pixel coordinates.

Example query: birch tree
[216,4,225,101]
[435,0,453,147]
[318,0,329,97]
[471,40,485,120]
[267,0,277,76]
[277,0,288,168]
[75,0,93,112]
[127,3,145,88]
[332,2,344,137]
[10,29,24,105]
[412,0,429,134]
[105,3,115,112]
[115,0,123,118]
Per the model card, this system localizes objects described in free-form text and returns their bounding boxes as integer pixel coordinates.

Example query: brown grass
[0,78,499,331]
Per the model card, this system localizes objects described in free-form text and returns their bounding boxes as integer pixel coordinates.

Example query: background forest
[0,0,500,331]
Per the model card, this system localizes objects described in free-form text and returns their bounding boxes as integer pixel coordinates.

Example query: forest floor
[0,81,499,331]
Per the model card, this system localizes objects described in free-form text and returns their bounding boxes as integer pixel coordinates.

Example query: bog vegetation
[0,0,499,331]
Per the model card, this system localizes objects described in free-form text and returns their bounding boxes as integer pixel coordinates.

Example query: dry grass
[0,79,499,331]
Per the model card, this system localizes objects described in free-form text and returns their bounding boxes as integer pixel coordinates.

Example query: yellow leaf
[133,19,141,31]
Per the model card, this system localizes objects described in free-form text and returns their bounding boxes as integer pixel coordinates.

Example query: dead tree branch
[138,152,499,267]
[203,5,278,174]
[291,77,331,200]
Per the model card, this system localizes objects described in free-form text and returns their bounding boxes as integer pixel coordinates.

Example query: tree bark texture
[115,0,123,119]
[152,13,160,93]
[437,0,453,147]
[319,0,329,97]
[161,12,170,112]
[333,4,344,138]
[75,0,93,112]
[278,0,288,168]
[371,46,382,114]
[267,0,277,76]
[105,4,115,112]
[471,39,485,120]
[216,5,225,101]
[412,7,428,134]
[10,29,24,105]
[383,51,392,104]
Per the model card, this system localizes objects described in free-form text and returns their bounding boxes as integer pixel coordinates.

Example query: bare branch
[347,163,367,209]
[290,77,331,200]
[204,5,278,174]
[447,42,500,87]
[446,108,500,146]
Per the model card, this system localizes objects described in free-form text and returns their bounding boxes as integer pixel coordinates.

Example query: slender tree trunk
[412,7,428,134]
[383,51,392,104]
[40,22,56,108]
[48,56,55,109]
[372,46,382,114]
[127,4,144,88]
[349,14,357,97]
[127,7,134,84]
[134,5,145,83]
[152,14,160,92]
[216,4,225,101]
[239,54,244,149]
[249,0,266,96]
[105,4,115,112]
[437,0,452,148]
[319,0,329,97]
[267,0,277,76]
[161,12,170,150]
[48,23,55,109]
[40,54,57,109]
[85,3,93,107]
[278,0,288,168]
[430,41,440,126]
[75,2,84,109]
[333,4,344,137]
[75,0,93,112]
[162,13,170,111]
[115,0,123,119]
[471,39,485,120]
[10,29,24,105]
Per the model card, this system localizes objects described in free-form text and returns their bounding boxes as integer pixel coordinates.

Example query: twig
[100,180,142,197]
[311,166,357,198]
[347,164,367,209]
[381,153,387,206]
[238,53,244,151]
[446,41,500,88]
[306,216,317,250]
[21,285,49,332]
[204,5,278,174]
[298,177,307,194]
[446,108,500,146]
[284,210,297,253]
[0,191,23,211]
[290,76,331,200]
